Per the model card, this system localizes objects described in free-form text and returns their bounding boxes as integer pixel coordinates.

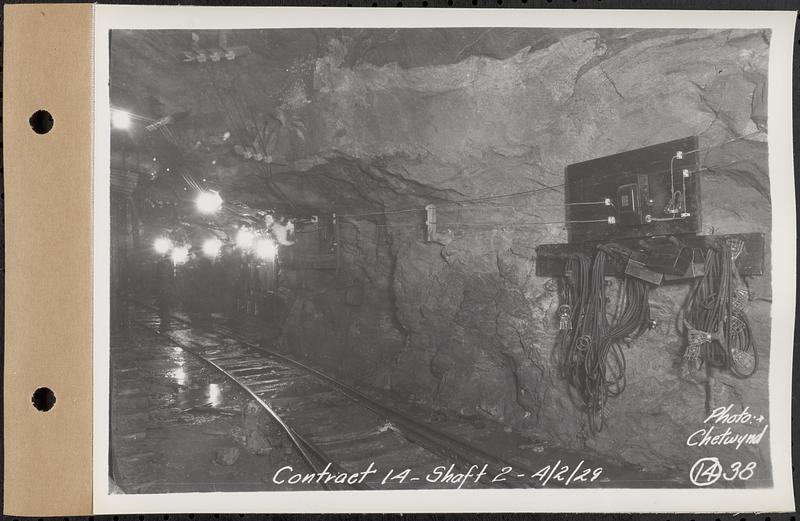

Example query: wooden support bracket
[534,232,766,283]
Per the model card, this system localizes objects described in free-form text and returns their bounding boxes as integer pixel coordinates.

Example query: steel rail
[132,302,535,488]
[130,315,369,492]
[206,323,537,486]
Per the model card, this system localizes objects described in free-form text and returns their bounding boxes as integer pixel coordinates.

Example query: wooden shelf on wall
[535,232,766,283]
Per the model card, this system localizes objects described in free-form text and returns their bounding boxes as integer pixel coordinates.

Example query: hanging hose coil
[558,248,651,434]
[682,238,758,378]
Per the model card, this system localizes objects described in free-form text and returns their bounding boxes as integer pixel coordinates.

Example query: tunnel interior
[109,27,772,491]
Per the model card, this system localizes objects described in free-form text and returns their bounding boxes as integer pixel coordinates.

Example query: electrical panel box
[565,136,701,243]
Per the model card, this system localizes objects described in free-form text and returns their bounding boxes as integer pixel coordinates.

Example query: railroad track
[129,303,538,490]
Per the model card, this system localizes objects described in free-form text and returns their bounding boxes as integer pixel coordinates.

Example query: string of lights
[118,87,768,279]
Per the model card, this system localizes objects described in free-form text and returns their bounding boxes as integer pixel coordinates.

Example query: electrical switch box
[616,183,640,224]
[564,136,702,243]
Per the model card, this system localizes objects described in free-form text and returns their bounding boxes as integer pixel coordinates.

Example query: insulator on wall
[750,76,767,130]
[425,204,437,243]
[179,45,251,63]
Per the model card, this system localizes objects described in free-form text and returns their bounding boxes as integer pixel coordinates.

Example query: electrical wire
[439,183,566,207]
[437,218,613,226]
[682,130,765,156]
[664,154,689,216]
[202,60,303,213]
[338,207,423,218]
[450,200,613,210]
[336,182,568,219]
[683,239,758,378]
[689,152,770,176]
[340,216,615,229]
[668,155,677,208]
[337,198,612,219]
[319,132,765,220]
[647,215,688,222]
[343,134,763,221]
[661,133,767,214]
[559,249,651,434]
[681,165,688,212]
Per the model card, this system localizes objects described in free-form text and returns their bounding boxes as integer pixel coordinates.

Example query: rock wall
[271,28,772,472]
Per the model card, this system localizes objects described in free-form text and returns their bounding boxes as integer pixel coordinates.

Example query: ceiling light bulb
[170,246,190,265]
[255,238,277,260]
[202,238,222,258]
[153,237,172,255]
[111,109,132,129]
[196,191,223,214]
[236,228,255,249]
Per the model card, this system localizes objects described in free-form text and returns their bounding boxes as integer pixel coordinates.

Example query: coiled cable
[683,239,758,378]
[559,249,651,434]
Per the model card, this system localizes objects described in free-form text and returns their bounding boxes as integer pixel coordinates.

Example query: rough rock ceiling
[111,27,769,225]
[111,28,587,208]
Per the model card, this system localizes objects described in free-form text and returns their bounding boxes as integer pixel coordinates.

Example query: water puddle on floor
[110,326,318,493]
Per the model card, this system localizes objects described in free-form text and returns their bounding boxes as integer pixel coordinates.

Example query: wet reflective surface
[110,327,317,493]
[112,311,676,494]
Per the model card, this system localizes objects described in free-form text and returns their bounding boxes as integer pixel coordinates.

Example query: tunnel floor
[110,304,681,492]
[110,326,317,493]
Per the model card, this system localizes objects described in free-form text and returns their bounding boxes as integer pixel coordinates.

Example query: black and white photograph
[95,6,796,513]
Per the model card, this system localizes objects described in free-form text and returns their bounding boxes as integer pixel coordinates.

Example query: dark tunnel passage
[108,27,774,493]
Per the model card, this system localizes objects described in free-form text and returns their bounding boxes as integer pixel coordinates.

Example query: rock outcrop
[119,27,772,472]
[268,28,771,472]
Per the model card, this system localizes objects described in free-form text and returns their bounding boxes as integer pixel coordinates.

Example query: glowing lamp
[255,237,277,260]
[153,237,172,255]
[236,228,255,249]
[111,109,132,130]
[202,238,222,258]
[171,245,190,265]
[196,191,223,214]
